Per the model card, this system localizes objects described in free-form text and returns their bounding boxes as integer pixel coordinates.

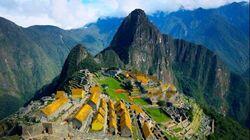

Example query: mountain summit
[99,9,174,83]
[96,9,247,124]
[109,9,161,63]
[58,44,100,86]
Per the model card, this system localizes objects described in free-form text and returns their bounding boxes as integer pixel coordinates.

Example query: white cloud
[0,0,248,29]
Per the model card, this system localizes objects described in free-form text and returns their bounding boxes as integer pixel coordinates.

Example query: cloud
[0,0,248,29]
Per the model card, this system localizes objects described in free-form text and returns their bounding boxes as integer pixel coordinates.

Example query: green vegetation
[121,80,133,92]
[190,104,203,133]
[163,131,179,140]
[98,76,128,101]
[203,107,250,140]
[173,127,182,133]
[133,98,149,105]
[78,55,101,73]
[0,95,23,120]
[144,108,171,123]
[131,119,142,140]
[0,135,20,140]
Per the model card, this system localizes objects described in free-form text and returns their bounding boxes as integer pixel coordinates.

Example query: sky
[0,0,248,29]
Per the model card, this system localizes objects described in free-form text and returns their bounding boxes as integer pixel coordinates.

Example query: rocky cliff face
[97,9,175,83]
[96,9,231,114]
[170,38,230,111]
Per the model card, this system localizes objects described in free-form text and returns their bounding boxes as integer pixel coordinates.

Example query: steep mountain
[98,9,174,83]
[57,44,100,84]
[152,1,249,74]
[96,8,249,128]
[0,18,58,119]
[0,17,104,119]
[89,2,250,74]
[33,44,100,100]
[97,9,228,108]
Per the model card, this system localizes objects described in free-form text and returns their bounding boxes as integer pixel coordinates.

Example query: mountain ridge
[97,8,249,128]
[92,1,250,74]
[0,17,104,119]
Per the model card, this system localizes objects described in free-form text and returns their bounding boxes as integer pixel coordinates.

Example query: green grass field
[173,127,182,133]
[97,76,128,101]
[164,132,179,140]
[133,98,149,105]
[144,108,171,123]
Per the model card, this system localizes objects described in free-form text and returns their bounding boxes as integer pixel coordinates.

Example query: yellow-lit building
[87,85,101,110]
[108,117,117,134]
[98,107,105,117]
[91,98,107,131]
[142,122,154,140]
[115,101,126,115]
[41,96,69,119]
[71,88,85,99]
[161,83,177,93]
[55,91,66,99]
[100,98,107,109]
[109,110,116,118]
[72,104,92,129]
[130,104,144,115]
[136,74,149,84]
[118,101,132,137]
[90,85,101,94]
[88,92,100,110]
[91,113,105,131]
[108,99,117,134]
[120,111,132,137]
[109,100,115,110]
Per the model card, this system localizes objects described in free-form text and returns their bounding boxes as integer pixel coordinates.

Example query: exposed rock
[96,9,230,114]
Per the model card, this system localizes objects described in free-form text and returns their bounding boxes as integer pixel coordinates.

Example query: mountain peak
[58,44,93,83]
[108,8,160,64]
[71,44,87,53]
[129,9,147,18]
[126,9,148,26]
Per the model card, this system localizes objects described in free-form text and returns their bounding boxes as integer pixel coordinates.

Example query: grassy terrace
[133,98,149,105]
[144,108,171,123]
[173,127,182,133]
[189,104,202,133]
[96,74,171,124]
[97,76,128,101]
[132,97,171,123]
[164,132,179,140]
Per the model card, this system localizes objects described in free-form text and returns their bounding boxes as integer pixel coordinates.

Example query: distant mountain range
[0,1,249,129]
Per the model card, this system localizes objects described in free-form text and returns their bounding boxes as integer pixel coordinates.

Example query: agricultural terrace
[96,75,129,101]
[144,108,171,123]
[133,98,149,106]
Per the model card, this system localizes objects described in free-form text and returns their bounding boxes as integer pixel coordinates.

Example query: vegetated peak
[58,44,89,81]
[0,16,18,26]
[71,44,88,54]
[123,9,150,29]
[129,9,147,20]
[108,8,161,64]
[58,44,100,86]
